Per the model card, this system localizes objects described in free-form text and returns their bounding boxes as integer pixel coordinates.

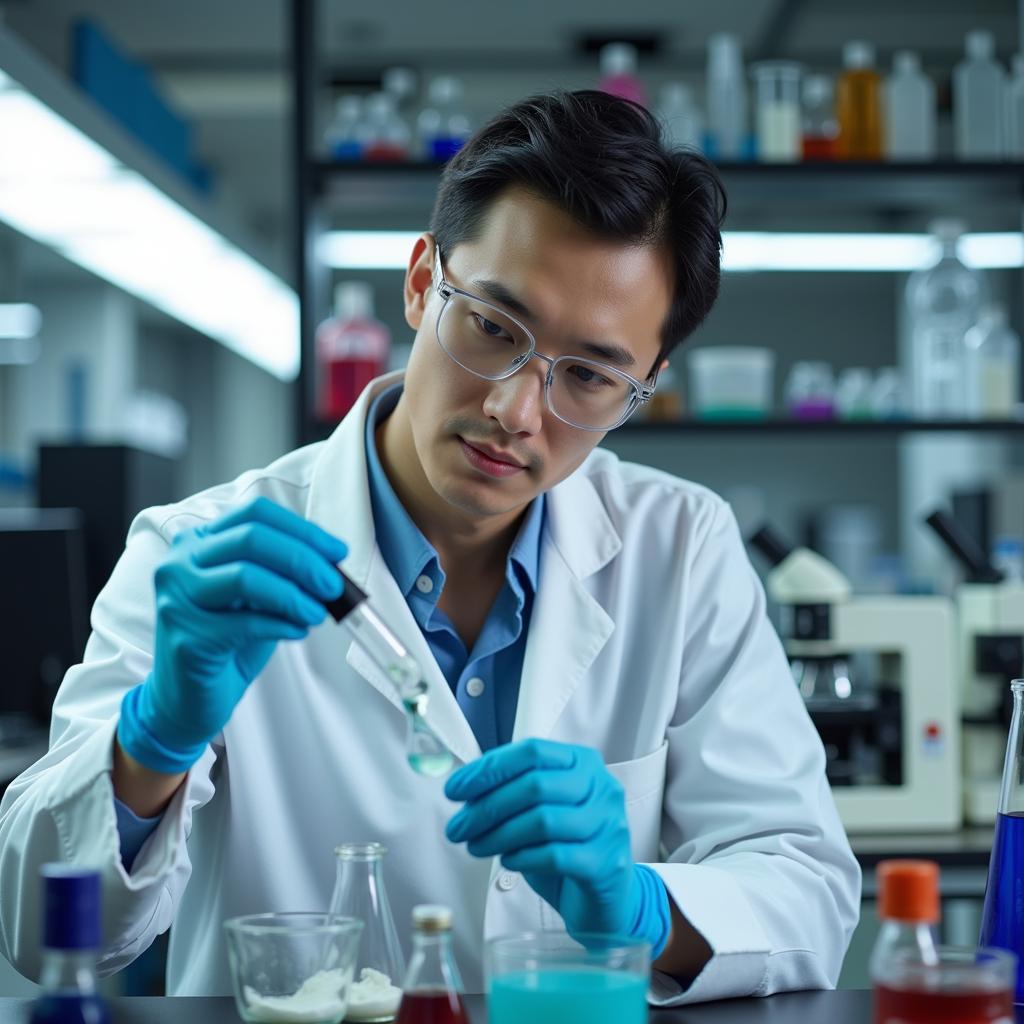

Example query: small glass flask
[395,906,468,1024]
[980,679,1024,1002]
[329,843,405,1021]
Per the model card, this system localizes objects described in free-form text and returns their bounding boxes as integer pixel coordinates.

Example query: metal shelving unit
[290,0,1024,444]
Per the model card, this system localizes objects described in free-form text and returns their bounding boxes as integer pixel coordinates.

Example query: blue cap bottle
[30,866,110,1024]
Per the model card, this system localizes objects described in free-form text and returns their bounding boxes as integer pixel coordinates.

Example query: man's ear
[404,233,436,331]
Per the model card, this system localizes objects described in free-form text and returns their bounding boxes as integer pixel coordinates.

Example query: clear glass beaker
[486,932,650,1024]
[330,843,406,1021]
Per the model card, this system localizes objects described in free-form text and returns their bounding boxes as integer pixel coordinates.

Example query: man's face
[400,188,672,525]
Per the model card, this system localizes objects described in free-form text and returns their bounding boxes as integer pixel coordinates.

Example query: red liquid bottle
[395,905,468,1024]
[315,281,390,423]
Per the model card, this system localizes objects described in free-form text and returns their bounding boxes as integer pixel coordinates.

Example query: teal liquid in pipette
[488,970,647,1024]
[407,751,454,777]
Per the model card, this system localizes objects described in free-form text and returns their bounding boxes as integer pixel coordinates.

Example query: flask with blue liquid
[980,678,1024,1002]
[30,866,109,1024]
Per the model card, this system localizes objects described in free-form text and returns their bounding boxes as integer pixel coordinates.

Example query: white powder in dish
[243,966,352,1023]
[344,968,403,1021]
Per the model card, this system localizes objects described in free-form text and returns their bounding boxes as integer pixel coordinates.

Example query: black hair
[429,89,727,376]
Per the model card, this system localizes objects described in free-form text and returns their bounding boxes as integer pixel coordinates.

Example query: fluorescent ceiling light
[0,303,41,339]
[0,60,298,380]
[319,229,1023,274]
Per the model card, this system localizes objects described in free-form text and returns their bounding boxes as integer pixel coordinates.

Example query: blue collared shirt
[365,383,543,753]
[115,383,543,870]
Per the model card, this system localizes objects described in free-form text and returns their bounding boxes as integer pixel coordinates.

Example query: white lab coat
[0,372,860,1004]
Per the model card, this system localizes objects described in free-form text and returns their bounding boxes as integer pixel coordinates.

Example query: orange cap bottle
[877,859,940,924]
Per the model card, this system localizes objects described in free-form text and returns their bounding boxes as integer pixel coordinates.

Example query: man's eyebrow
[471,277,638,369]
[473,278,534,321]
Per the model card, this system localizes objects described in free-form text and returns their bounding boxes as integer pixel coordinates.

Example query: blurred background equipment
[749,523,960,833]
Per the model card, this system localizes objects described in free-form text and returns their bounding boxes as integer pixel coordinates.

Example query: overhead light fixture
[319,229,1023,274]
[0,303,41,339]
[0,31,298,380]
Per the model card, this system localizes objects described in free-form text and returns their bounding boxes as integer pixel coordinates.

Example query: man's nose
[481,360,546,436]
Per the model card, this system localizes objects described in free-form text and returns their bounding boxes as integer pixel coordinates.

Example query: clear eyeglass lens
[437,293,637,430]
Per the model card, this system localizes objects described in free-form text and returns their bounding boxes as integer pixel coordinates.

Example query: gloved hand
[117,496,347,774]
[444,738,671,957]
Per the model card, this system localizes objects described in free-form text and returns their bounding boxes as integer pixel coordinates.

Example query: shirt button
[497,871,518,891]
[415,575,434,594]
[466,677,486,698]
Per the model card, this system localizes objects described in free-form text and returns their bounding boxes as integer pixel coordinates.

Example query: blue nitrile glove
[444,738,671,958]
[117,496,347,774]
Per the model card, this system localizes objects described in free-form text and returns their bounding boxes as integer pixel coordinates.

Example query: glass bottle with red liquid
[980,678,1024,1002]
[315,281,390,423]
[395,905,468,1024]
[873,859,1015,1024]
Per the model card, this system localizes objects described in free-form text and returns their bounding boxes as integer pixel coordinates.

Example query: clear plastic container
[751,62,802,162]
[836,367,874,419]
[905,219,986,418]
[706,33,749,160]
[360,93,411,162]
[326,96,365,162]
[598,43,647,107]
[415,78,472,161]
[686,346,774,420]
[870,367,906,420]
[836,41,883,160]
[954,30,1007,159]
[656,82,704,150]
[884,51,936,161]
[802,74,838,160]
[1007,55,1024,160]
[785,361,836,420]
[963,303,1021,419]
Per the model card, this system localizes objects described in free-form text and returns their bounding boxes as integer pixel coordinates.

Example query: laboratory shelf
[312,159,1024,213]
[309,417,1024,443]
[618,418,1024,435]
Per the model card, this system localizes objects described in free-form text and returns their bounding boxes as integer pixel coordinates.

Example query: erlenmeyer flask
[330,843,406,1021]
[980,678,1024,1002]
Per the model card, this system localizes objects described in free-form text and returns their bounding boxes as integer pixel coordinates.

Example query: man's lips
[459,437,526,468]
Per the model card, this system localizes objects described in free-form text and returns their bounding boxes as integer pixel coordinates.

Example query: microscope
[750,524,960,833]
[926,509,1024,825]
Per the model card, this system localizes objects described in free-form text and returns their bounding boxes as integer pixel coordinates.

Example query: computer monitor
[0,508,90,726]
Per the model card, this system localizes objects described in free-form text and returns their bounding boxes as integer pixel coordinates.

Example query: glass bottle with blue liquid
[980,677,1024,1002]
[30,865,109,1024]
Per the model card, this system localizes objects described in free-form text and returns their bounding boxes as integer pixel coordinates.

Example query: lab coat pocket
[605,741,668,863]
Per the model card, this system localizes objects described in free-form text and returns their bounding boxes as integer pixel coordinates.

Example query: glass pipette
[325,568,454,777]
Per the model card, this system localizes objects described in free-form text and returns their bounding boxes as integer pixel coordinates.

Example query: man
[0,91,859,1005]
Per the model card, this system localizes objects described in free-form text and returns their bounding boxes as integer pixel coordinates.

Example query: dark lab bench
[0,990,1002,1022]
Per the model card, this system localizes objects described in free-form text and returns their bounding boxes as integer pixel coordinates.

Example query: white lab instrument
[751,525,961,833]
[926,509,1024,825]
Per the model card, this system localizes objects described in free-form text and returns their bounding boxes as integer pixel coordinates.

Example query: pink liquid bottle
[316,281,391,422]
[598,43,647,107]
